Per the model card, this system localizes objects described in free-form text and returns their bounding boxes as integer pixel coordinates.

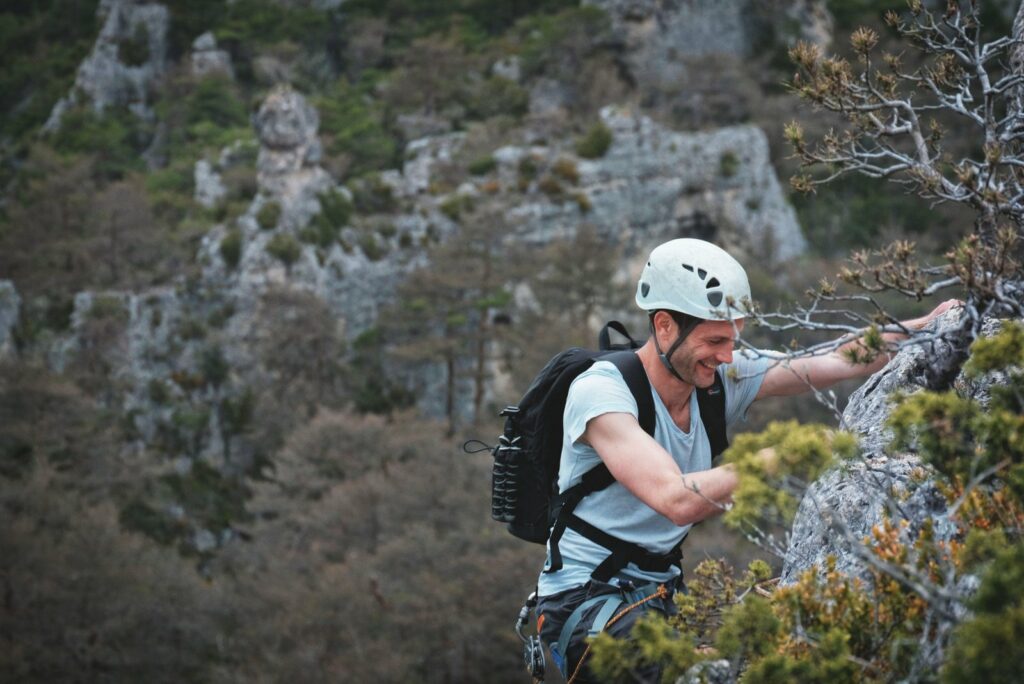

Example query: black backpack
[485,321,729,583]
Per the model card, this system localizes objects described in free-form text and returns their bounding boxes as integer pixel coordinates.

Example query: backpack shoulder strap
[546,351,655,574]
[696,370,728,460]
[603,350,655,436]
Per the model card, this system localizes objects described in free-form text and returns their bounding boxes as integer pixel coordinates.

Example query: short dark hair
[649,309,702,343]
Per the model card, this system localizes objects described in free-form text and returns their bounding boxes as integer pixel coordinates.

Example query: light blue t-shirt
[536,350,770,596]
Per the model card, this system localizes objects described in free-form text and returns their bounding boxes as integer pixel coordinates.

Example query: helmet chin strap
[650,314,702,383]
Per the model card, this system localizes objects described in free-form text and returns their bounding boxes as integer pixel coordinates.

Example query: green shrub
[49,106,146,179]
[160,460,252,534]
[350,175,397,214]
[146,162,194,195]
[575,122,612,159]
[359,233,386,261]
[348,326,416,414]
[319,188,353,227]
[440,194,474,222]
[302,190,352,247]
[266,232,301,267]
[944,543,1024,683]
[148,378,171,404]
[466,76,529,120]
[316,81,398,177]
[0,0,101,141]
[552,157,579,183]
[207,303,236,329]
[517,155,539,191]
[185,74,248,133]
[0,435,34,480]
[538,175,563,197]
[518,155,538,180]
[87,295,129,322]
[118,22,150,67]
[213,0,329,60]
[119,499,181,546]
[257,201,281,230]
[179,317,208,340]
[468,155,497,175]
[200,346,230,388]
[517,5,612,78]
[719,151,740,178]
[220,229,243,269]
[150,72,250,163]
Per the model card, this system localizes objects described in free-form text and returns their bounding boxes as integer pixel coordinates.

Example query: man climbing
[534,238,959,682]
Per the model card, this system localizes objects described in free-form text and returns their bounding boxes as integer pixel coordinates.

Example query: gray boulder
[782,310,995,585]
[190,31,234,79]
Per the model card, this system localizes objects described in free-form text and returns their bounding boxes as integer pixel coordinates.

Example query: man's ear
[652,310,675,337]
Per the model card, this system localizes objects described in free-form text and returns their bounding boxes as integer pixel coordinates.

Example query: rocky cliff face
[44,0,169,131]
[48,83,807,438]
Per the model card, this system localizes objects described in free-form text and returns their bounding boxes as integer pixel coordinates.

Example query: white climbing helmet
[635,238,751,319]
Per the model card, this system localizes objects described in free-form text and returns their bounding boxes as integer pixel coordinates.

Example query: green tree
[386,203,521,433]
[382,33,474,117]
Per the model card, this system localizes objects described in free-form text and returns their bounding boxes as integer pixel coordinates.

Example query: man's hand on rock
[907,298,963,332]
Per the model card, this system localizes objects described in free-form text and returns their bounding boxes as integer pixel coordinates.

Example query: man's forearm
[661,464,739,527]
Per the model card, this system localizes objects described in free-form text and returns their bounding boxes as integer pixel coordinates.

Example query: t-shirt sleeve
[563,363,638,444]
[722,348,772,426]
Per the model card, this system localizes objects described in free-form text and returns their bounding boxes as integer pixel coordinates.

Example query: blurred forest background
[0,0,998,681]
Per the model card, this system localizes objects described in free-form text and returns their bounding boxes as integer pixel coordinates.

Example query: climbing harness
[558,583,670,684]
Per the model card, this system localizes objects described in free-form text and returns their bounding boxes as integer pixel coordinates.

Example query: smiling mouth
[698,360,716,370]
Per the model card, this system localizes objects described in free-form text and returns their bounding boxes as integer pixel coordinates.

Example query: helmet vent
[706,277,720,289]
[681,263,694,273]
[698,268,707,279]
[707,291,723,307]
[641,282,650,297]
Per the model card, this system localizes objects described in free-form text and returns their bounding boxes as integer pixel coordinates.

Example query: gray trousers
[536,578,681,683]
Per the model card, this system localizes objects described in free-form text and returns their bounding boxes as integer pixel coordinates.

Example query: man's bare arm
[582,412,739,526]
[755,298,962,400]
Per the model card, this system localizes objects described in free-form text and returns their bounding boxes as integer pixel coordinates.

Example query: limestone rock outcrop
[384,106,806,264]
[190,31,233,79]
[482,106,806,263]
[253,85,333,222]
[586,0,833,95]
[194,159,227,208]
[44,0,169,131]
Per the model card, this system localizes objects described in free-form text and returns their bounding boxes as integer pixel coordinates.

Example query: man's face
[669,318,743,388]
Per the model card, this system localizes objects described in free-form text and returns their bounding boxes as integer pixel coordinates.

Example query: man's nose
[717,345,734,365]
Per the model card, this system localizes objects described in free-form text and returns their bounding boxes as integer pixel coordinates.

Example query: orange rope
[566,584,669,684]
